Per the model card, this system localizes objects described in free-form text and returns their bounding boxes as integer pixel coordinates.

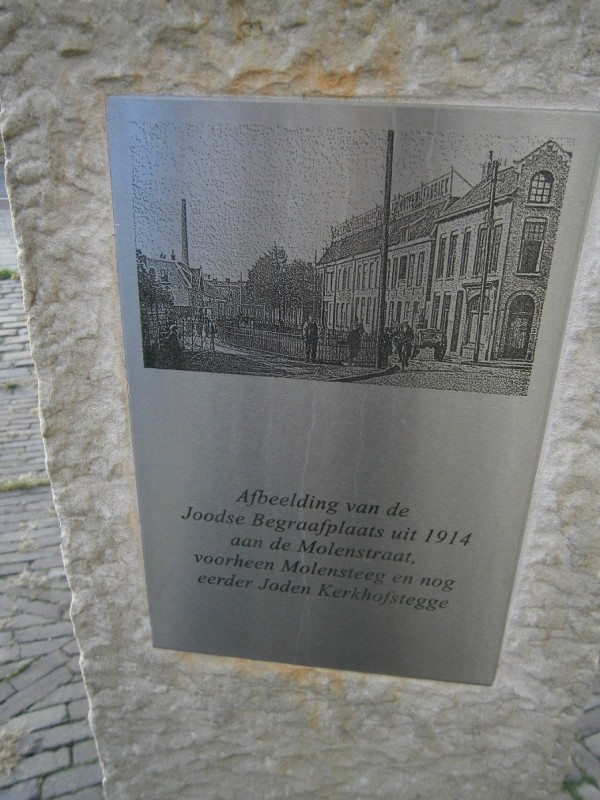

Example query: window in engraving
[518,219,546,273]
[399,255,408,281]
[459,229,471,276]
[416,251,425,286]
[447,232,458,277]
[474,225,487,276]
[528,171,553,204]
[489,224,503,273]
[450,291,464,352]
[431,293,440,327]
[436,236,447,279]
[408,254,416,286]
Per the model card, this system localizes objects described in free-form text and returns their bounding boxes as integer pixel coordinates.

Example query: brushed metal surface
[107,96,600,683]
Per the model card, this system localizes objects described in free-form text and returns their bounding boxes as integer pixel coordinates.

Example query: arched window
[528,171,553,204]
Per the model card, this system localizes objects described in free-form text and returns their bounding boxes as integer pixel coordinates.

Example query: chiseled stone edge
[0,3,599,798]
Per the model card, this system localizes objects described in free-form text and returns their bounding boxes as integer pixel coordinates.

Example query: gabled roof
[319,224,382,265]
[515,139,572,169]
[319,197,453,265]
[434,140,572,222]
[394,198,454,243]
[204,282,232,302]
[146,258,192,305]
[435,168,518,220]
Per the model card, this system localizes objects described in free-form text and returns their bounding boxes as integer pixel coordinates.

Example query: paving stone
[0,681,17,703]
[0,665,73,723]
[0,642,21,664]
[14,621,75,644]
[68,697,91,722]
[10,649,69,691]
[73,739,100,764]
[7,613,53,630]
[16,703,68,732]
[578,705,600,739]
[12,599,65,620]
[20,636,73,659]
[0,659,30,681]
[63,639,82,657]
[0,564,27,578]
[2,545,60,565]
[573,783,600,800]
[21,719,96,755]
[30,679,88,710]
[0,747,70,789]
[69,785,105,800]
[572,742,600,786]
[0,778,42,800]
[41,761,103,799]
[67,654,82,674]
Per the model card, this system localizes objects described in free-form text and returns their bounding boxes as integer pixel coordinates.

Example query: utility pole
[473,154,499,364]
[376,130,394,369]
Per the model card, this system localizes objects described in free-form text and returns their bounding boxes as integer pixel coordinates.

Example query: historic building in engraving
[317,171,470,335]
[317,140,571,364]
[429,141,571,363]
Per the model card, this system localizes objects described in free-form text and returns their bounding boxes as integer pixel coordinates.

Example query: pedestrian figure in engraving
[380,327,393,367]
[396,321,415,371]
[205,318,217,351]
[347,319,364,365]
[196,316,205,349]
[160,323,184,369]
[302,314,319,363]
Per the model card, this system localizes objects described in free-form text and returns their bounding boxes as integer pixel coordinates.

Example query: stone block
[1,2,599,799]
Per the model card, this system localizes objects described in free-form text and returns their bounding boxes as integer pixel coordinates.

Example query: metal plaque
[107,97,600,684]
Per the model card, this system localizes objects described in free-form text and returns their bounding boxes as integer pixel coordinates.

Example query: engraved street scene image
[109,99,600,684]
[132,118,572,395]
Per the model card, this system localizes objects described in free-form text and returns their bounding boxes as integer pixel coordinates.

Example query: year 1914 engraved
[424,530,472,546]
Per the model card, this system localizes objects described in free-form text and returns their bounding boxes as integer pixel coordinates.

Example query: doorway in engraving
[440,293,451,334]
[450,291,464,353]
[503,294,535,360]
[464,294,490,347]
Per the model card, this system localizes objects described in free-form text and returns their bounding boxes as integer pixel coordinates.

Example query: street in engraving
[132,123,571,395]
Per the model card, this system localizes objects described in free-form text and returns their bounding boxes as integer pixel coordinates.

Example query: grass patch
[0,473,50,493]
[0,268,19,281]
[1,381,20,392]
[563,775,600,799]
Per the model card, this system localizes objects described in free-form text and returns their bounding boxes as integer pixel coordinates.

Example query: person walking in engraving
[380,327,393,367]
[205,318,217,351]
[396,320,415,371]
[347,319,364,365]
[160,323,184,369]
[302,314,319,363]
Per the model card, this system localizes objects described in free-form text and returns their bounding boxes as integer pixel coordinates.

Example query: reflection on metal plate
[107,96,600,684]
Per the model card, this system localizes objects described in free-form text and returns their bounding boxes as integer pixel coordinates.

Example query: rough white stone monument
[1,3,599,798]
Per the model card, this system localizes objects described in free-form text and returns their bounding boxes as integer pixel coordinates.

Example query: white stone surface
[1,2,599,798]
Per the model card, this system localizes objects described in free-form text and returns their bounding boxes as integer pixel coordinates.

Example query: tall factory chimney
[181,198,189,267]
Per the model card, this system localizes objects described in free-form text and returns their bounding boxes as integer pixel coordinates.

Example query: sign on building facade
[108,97,600,683]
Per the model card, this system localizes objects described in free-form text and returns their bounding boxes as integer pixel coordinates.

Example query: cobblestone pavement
[0,279,103,799]
[0,277,599,798]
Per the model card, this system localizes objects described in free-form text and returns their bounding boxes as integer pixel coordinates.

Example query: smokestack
[181,199,189,267]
